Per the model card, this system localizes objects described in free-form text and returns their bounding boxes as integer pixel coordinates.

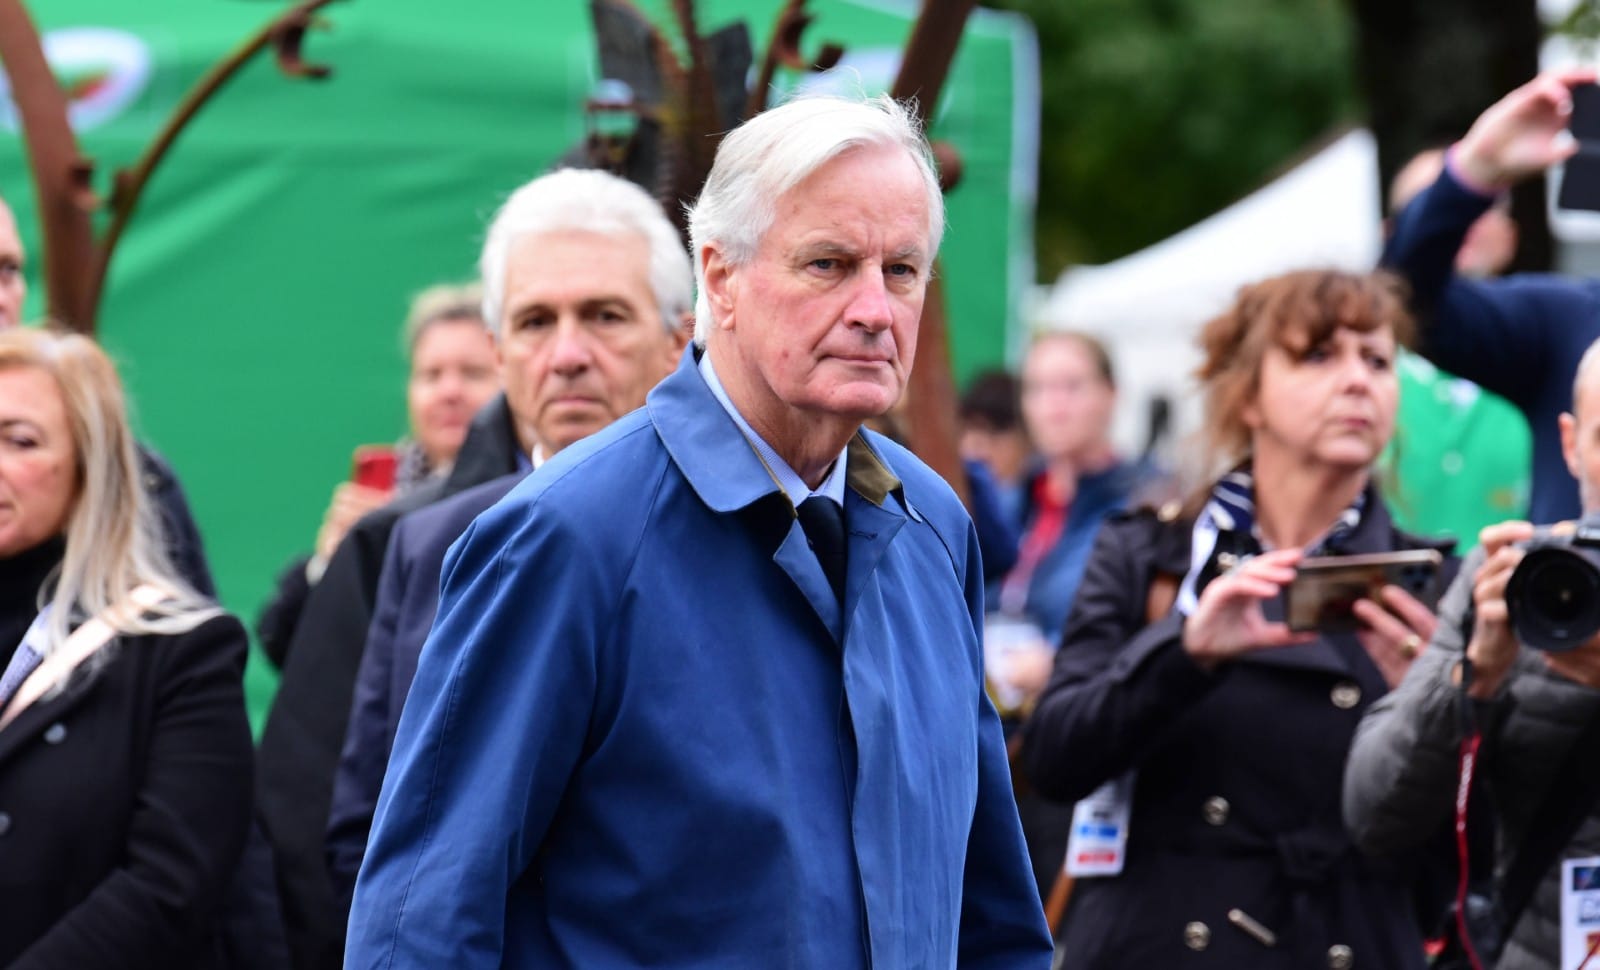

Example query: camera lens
[1508,546,1600,652]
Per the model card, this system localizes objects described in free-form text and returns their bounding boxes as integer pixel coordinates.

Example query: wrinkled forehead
[766,148,934,255]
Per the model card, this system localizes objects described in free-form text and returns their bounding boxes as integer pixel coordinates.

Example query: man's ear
[1563,411,1581,479]
[701,244,737,332]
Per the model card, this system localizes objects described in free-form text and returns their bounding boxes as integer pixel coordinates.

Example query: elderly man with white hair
[345,95,1052,969]
[259,165,693,968]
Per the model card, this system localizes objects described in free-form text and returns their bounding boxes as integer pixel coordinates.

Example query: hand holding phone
[1283,550,1443,634]
[1557,82,1600,212]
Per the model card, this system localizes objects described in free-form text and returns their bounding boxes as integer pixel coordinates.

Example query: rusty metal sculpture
[580,0,979,498]
[0,0,337,334]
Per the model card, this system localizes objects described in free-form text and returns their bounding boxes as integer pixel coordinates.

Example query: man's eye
[516,315,552,330]
[810,258,839,272]
[887,263,916,278]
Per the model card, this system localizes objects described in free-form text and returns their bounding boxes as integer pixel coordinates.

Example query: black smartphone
[1283,549,1444,634]
[1558,83,1600,212]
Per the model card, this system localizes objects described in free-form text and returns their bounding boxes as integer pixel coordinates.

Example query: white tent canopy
[1030,129,1382,458]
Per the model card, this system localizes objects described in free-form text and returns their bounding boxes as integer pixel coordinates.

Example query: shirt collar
[698,352,848,509]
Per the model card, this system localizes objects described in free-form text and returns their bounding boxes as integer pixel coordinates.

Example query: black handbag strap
[1493,684,1600,933]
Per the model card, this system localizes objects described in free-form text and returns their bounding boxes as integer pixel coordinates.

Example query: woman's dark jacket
[0,541,257,968]
[1021,488,1456,968]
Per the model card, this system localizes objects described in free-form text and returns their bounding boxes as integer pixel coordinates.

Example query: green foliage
[984,0,1359,277]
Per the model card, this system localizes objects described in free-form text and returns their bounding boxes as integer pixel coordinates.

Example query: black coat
[0,610,255,968]
[1022,491,1456,968]
[137,444,215,598]
[254,395,523,970]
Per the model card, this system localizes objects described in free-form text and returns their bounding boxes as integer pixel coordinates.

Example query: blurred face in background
[0,200,25,330]
[1246,325,1399,473]
[0,365,77,557]
[1020,335,1115,466]
[407,316,499,468]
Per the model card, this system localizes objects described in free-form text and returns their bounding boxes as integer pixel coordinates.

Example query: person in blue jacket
[345,94,1052,969]
[323,166,694,903]
[1382,67,1600,524]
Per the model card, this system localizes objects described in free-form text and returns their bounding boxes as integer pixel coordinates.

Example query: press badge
[1561,857,1600,969]
[1064,772,1135,877]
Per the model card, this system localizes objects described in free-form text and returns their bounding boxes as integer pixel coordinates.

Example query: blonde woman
[0,328,256,967]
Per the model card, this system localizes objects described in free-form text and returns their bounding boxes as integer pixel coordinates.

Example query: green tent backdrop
[0,0,1038,731]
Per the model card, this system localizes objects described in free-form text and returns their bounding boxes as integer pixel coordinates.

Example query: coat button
[43,723,66,744]
[1331,682,1362,709]
[0,812,11,836]
[1183,921,1210,951]
[1202,795,1230,826]
[1328,943,1354,968]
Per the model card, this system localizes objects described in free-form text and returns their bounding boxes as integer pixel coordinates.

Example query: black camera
[1506,521,1600,652]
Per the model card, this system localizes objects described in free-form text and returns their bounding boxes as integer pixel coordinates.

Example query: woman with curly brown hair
[1022,269,1456,968]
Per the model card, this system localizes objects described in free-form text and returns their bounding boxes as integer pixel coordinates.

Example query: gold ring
[1399,633,1422,659]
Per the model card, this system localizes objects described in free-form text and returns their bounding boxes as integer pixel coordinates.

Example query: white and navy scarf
[1175,465,1366,615]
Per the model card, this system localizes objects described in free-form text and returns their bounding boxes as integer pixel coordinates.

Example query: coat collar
[647,349,903,515]
[443,394,524,498]
[648,351,908,643]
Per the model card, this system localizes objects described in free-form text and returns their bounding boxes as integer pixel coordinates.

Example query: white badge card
[1064,772,1135,877]
[1561,856,1600,969]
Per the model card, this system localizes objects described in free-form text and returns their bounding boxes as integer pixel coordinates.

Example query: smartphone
[1283,549,1444,634]
[350,444,398,492]
[1558,83,1600,213]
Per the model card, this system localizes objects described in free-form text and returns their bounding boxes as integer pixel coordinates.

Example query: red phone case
[351,445,398,491]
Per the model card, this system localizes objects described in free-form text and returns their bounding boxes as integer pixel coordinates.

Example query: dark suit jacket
[138,444,216,598]
[0,614,254,968]
[254,396,523,970]
[324,472,525,900]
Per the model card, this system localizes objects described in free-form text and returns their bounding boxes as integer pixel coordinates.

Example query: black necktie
[797,496,847,603]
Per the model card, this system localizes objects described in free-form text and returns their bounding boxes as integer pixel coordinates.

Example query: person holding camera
[1021,269,1454,967]
[1345,337,1600,970]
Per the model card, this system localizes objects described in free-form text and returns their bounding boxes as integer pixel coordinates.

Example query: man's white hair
[479,168,692,334]
[686,94,946,346]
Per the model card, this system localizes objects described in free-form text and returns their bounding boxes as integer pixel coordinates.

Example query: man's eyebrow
[794,241,862,260]
[887,244,926,263]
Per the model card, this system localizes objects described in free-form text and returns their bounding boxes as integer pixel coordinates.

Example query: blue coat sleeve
[1380,167,1577,412]
[955,519,1055,968]
[325,518,413,907]
[344,501,606,968]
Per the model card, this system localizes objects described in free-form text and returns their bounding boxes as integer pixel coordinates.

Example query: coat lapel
[0,673,97,767]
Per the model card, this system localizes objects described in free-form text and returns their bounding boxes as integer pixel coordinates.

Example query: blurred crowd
[7,68,1600,970]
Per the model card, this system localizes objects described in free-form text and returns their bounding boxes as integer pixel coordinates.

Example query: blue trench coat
[346,351,1051,969]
